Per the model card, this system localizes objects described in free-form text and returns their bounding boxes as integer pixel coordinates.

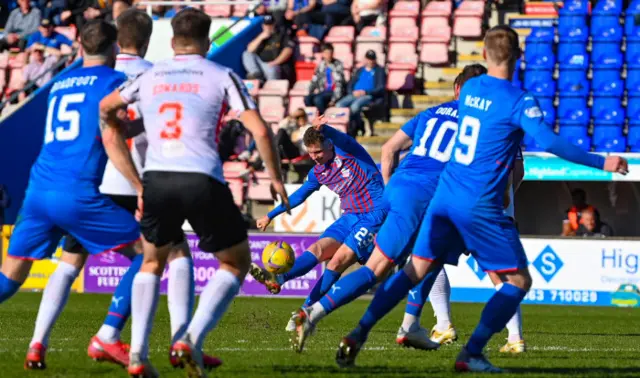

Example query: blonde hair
[484,26,521,66]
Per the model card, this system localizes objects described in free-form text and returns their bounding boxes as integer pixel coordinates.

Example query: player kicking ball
[332,25,628,372]
[0,21,144,369]
[250,119,388,330]
[99,9,289,377]
[289,64,486,353]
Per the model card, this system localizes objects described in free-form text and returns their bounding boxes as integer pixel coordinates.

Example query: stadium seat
[627,95,640,121]
[422,0,452,17]
[323,107,350,133]
[232,3,251,17]
[388,42,419,70]
[626,40,640,67]
[592,69,624,96]
[223,161,249,178]
[243,80,260,98]
[357,26,387,43]
[453,16,482,38]
[248,171,273,202]
[591,42,623,69]
[626,68,640,94]
[558,95,590,125]
[259,80,289,97]
[559,0,590,16]
[203,4,232,17]
[420,42,450,65]
[297,36,320,61]
[558,14,588,42]
[324,26,355,44]
[288,96,306,115]
[624,13,640,38]
[592,96,625,124]
[387,68,416,92]
[355,42,385,65]
[524,69,556,97]
[537,96,556,124]
[627,125,640,151]
[557,68,589,96]
[390,18,419,43]
[558,126,592,151]
[389,1,420,19]
[304,107,319,122]
[420,17,452,43]
[7,68,23,91]
[8,52,26,69]
[557,42,589,69]
[289,80,310,96]
[593,126,626,152]
[512,59,524,89]
[524,40,555,70]
[259,104,286,123]
[258,81,288,116]
[593,0,622,15]
[590,15,623,42]
[455,0,485,17]
[226,178,245,208]
[527,27,555,43]
[333,43,354,70]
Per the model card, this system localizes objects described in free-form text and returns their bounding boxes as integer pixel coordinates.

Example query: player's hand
[603,156,629,175]
[135,192,143,222]
[256,215,271,231]
[271,180,291,214]
[311,114,326,131]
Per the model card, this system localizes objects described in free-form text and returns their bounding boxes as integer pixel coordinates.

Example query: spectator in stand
[37,0,65,26]
[286,0,317,32]
[18,44,59,101]
[576,208,613,238]
[305,43,346,113]
[276,107,313,157]
[296,0,352,39]
[562,188,598,236]
[60,0,92,29]
[26,18,73,52]
[0,0,42,52]
[336,49,385,136]
[82,0,114,22]
[112,0,131,22]
[242,14,295,81]
[349,0,383,33]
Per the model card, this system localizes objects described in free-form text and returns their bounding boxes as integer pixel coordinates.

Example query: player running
[289,64,486,353]
[250,120,388,329]
[426,148,526,352]
[333,25,628,372]
[99,8,289,377]
[0,20,142,369]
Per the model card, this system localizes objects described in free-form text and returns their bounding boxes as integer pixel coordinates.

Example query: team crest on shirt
[524,106,543,118]
[341,168,351,178]
[334,156,342,167]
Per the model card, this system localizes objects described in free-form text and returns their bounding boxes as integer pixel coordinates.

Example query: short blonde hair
[484,26,521,66]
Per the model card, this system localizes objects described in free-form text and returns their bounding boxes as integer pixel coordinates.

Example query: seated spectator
[26,18,73,52]
[350,0,383,34]
[37,0,65,26]
[242,14,295,81]
[305,43,346,113]
[0,0,42,52]
[562,188,599,236]
[18,44,59,101]
[576,208,613,238]
[336,49,385,136]
[277,107,312,157]
[298,0,352,39]
[286,0,318,32]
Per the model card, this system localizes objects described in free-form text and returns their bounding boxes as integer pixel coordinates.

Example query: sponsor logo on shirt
[525,106,543,118]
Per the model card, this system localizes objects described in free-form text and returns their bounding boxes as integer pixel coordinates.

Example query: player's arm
[380,129,412,184]
[313,116,371,159]
[517,96,627,174]
[257,175,321,231]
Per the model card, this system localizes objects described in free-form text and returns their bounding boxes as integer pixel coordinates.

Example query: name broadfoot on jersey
[118,54,256,183]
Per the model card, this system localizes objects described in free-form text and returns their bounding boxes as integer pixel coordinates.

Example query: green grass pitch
[0,292,639,377]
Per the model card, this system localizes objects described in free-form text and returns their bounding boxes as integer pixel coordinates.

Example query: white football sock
[30,262,80,347]
[130,272,160,359]
[308,302,327,324]
[506,305,523,342]
[96,325,120,344]
[401,313,420,332]
[168,257,194,341]
[430,269,452,332]
[186,269,240,349]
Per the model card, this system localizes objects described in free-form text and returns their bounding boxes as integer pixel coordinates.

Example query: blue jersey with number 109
[395,100,459,175]
[29,66,127,191]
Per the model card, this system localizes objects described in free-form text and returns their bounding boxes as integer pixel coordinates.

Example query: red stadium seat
[7,68,24,90]
[455,0,485,17]
[289,95,306,115]
[453,16,483,38]
[258,80,288,111]
[297,36,321,61]
[389,1,420,19]
[420,42,450,65]
[232,3,250,17]
[248,171,274,201]
[9,52,27,69]
[357,26,387,43]
[258,80,289,96]
[226,178,245,207]
[389,18,419,43]
[223,161,249,178]
[204,4,232,17]
[243,79,260,97]
[421,17,452,43]
[422,0,452,17]
[388,43,419,70]
[324,26,355,44]
[260,103,286,123]
[386,69,416,92]
[290,80,311,97]
[304,107,319,122]
[355,42,385,65]
[324,107,350,133]
[333,43,354,70]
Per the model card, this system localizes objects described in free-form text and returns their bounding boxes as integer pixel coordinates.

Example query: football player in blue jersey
[333,25,628,372]
[250,125,387,331]
[0,21,144,370]
[288,64,486,353]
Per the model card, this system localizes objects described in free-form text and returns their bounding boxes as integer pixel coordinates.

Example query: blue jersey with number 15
[29,66,127,191]
[395,100,459,176]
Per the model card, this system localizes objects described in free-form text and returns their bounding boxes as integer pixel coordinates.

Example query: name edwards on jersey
[51,75,99,93]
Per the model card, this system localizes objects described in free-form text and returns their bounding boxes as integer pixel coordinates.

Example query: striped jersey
[99,53,152,196]
[118,54,255,183]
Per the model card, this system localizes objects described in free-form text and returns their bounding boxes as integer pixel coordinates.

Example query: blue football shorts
[320,208,388,264]
[8,189,140,260]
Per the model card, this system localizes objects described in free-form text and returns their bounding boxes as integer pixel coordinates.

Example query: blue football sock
[318,266,377,313]
[466,283,527,355]
[405,264,443,317]
[304,269,341,306]
[0,273,22,304]
[103,254,143,330]
[281,251,318,283]
[358,269,416,336]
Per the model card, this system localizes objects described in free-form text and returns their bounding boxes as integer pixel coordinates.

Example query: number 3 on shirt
[159,102,183,140]
[455,115,480,165]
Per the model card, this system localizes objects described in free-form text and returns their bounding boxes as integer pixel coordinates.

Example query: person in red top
[562,188,598,236]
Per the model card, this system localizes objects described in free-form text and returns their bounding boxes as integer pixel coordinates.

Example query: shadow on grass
[507,366,640,376]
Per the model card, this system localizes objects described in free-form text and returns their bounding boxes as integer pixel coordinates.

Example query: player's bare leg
[251,237,340,294]
[425,269,458,344]
[488,271,525,353]
[172,240,250,378]
[26,252,86,370]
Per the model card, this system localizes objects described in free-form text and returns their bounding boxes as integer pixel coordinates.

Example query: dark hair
[303,127,327,147]
[454,64,487,89]
[484,25,522,65]
[116,9,152,51]
[81,20,117,56]
[321,43,334,52]
[171,8,211,43]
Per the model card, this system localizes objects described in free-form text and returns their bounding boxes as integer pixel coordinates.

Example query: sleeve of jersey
[225,71,257,112]
[321,125,371,159]
[267,173,321,219]
[118,73,143,104]
[400,112,423,139]
[517,96,605,170]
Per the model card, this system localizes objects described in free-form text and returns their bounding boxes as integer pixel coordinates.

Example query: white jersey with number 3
[99,54,153,196]
[118,54,255,183]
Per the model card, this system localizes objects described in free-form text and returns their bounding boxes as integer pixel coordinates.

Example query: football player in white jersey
[423,149,526,353]
[99,8,289,377]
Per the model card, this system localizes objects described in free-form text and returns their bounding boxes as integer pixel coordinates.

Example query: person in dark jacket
[335,49,385,136]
